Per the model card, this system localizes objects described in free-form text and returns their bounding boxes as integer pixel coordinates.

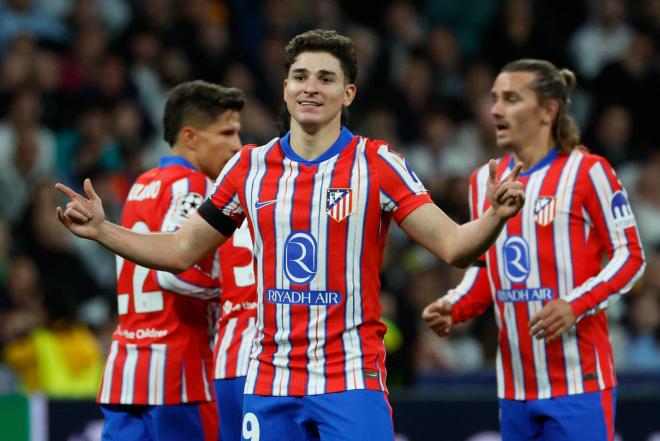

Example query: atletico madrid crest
[534,196,556,226]
[326,188,353,222]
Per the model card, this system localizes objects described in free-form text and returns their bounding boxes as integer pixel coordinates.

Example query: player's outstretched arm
[401,160,525,268]
[55,179,227,273]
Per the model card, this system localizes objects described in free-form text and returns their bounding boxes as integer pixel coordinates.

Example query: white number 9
[242,412,260,440]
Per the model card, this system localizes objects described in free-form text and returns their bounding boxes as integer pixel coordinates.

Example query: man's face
[490,71,549,151]
[283,51,356,133]
[193,109,242,179]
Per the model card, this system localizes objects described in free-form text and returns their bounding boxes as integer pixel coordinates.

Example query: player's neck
[289,120,342,161]
[513,136,555,173]
[171,145,200,170]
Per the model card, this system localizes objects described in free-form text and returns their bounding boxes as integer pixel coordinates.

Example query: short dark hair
[283,29,358,84]
[501,59,580,151]
[163,80,245,147]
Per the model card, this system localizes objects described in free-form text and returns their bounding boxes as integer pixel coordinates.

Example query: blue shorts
[499,388,616,441]
[214,377,246,441]
[242,390,394,441]
[101,402,218,441]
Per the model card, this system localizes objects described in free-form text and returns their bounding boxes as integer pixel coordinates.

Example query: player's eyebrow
[291,68,338,78]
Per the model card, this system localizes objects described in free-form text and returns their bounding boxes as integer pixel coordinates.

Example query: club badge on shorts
[327,188,353,222]
[534,196,556,226]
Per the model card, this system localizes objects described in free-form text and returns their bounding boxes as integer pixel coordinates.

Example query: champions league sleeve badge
[326,188,353,222]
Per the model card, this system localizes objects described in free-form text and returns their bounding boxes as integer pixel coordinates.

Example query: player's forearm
[96,220,195,273]
[444,207,506,268]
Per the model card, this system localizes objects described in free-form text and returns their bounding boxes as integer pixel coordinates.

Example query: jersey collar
[509,148,558,177]
[159,155,197,170]
[279,126,355,166]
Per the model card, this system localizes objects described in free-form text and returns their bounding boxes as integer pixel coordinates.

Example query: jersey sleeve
[156,172,220,299]
[446,167,493,322]
[375,144,433,223]
[565,157,646,321]
[209,151,246,223]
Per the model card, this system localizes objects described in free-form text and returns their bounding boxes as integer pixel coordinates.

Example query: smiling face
[283,51,356,134]
[490,71,554,151]
[190,109,242,178]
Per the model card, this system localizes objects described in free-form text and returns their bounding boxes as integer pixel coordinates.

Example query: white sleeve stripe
[446,266,481,304]
[377,145,426,195]
[156,271,219,298]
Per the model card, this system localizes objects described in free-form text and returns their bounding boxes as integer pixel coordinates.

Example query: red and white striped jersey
[447,148,646,400]
[98,156,219,405]
[213,221,258,379]
[204,127,432,396]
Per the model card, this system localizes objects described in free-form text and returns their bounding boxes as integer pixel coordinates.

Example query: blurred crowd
[0,0,659,397]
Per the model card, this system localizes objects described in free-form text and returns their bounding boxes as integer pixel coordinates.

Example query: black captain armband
[473,260,486,268]
[197,199,239,237]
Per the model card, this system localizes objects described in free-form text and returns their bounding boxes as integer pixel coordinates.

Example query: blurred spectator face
[34,51,61,92]
[421,112,453,150]
[427,27,459,70]
[10,89,41,127]
[98,56,127,97]
[595,106,631,148]
[159,48,191,86]
[190,110,242,178]
[74,27,106,65]
[490,71,551,151]
[131,32,161,67]
[113,100,143,142]
[71,0,102,29]
[80,109,109,143]
[7,256,42,307]
[198,22,229,55]
[504,0,532,42]
[1,36,36,88]
[631,291,660,333]
[283,51,355,134]
[594,0,626,26]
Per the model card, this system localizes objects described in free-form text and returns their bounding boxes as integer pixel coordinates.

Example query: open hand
[422,298,453,337]
[54,178,105,240]
[487,159,525,220]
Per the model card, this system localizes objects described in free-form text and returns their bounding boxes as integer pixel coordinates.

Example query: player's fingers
[545,325,568,342]
[507,162,523,181]
[64,207,89,223]
[66,200,92,219]
[488,159,497,182]
[56,207,70,226]
[55,182,84,202]
[83,178,100,202]
[438,300,453,315]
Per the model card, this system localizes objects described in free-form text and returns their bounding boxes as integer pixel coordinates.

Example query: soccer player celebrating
[92,80,244,441]
[56,30,524,441]
[423,59,646,441]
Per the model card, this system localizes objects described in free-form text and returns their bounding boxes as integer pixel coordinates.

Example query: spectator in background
[0,0,70,56]
[620,280,660,372]
[0,88,56,223]
[569,0,634,80]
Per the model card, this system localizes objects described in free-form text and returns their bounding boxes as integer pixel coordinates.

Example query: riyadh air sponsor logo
[610,191,635,229]
[255,199,277,209]
[496,287,555,302]
[284,231,317,284]
[503,236,530,283]
[534,196,556,226]
[265,289,342,305]
[326,188,353,222]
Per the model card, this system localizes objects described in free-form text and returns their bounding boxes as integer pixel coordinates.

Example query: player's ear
[542,99,559,126]
[179,126,198,150]
[343,83,356,107]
